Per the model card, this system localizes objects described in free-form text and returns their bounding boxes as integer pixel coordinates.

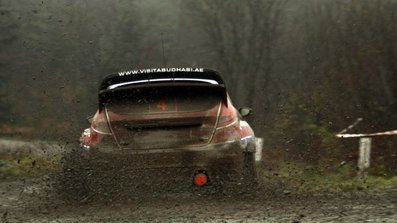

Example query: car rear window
[105,85,223,114]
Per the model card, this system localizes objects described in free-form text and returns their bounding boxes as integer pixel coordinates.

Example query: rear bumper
[82,141,247,172]
[71,141,255,185]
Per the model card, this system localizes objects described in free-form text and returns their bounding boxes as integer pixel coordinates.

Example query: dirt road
[1,177,396,223]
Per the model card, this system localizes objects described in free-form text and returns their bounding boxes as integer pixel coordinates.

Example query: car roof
[99,68,225,92]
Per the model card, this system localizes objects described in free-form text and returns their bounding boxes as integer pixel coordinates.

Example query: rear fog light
[193,173,208,187]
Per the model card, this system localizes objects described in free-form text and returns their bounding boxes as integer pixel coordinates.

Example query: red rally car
[70,68,256,191]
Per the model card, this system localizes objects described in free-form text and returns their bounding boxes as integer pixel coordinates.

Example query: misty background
[1,0,396,173]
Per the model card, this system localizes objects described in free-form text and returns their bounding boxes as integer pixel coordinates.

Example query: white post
[358,137,371,177]
[255,137,263,162]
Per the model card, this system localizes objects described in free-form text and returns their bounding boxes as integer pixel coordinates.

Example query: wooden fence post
[255,137,264,162]
[358,137,371,177]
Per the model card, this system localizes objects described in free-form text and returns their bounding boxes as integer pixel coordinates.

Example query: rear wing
[99,68,225,92]
[98,68,227,110]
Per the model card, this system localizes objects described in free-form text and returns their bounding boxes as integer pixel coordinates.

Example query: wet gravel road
[1,177,396,223]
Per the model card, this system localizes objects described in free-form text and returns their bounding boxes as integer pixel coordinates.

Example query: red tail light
[211,101,240,143]
[194,173,208,187]
[88,111,111,146]
[90,130,100,146]
[91,111,111,134]
[216,101,238,128]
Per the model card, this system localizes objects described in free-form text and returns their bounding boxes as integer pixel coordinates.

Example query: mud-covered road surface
[1,176,396,223]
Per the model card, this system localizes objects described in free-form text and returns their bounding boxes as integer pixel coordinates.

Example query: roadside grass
[0,155,61,179]
[0,138,66,179]
[256,161,397,192]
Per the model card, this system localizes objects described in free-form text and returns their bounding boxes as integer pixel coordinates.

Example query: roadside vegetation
[0,139,63,179]
[257,161,397,192]
[0,155,60,179]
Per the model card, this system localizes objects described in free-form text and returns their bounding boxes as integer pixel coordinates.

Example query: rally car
[62,68,256,197]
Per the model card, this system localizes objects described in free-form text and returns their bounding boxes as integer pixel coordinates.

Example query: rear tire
[242,152,257,185]
[213,152,257,195]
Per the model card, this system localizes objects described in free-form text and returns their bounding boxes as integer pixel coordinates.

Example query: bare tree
[181,0,289,134]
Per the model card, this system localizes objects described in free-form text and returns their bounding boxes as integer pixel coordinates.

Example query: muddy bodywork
[76,68,256,187]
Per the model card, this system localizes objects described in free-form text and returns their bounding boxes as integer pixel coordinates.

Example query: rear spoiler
[98,68,227,110]
[99,68,225,91]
